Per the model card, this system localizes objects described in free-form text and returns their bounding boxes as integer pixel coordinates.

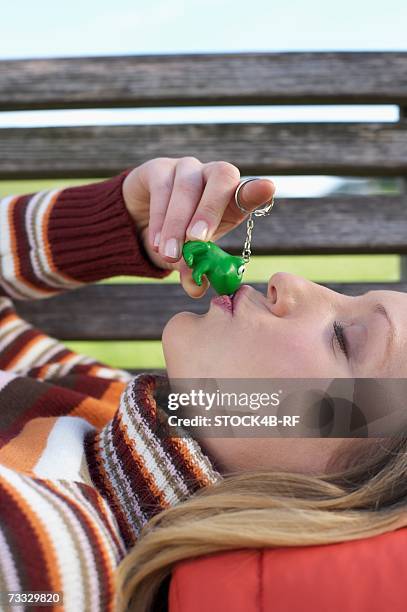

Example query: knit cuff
[84,373,221,549]
[48,172,173,283]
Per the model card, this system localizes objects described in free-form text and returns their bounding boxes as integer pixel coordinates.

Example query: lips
[210,285,249,315]
[231,285,251,312]
[211,284,270,316]
[211,294,234,314]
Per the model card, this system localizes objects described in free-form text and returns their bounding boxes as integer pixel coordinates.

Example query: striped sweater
[0,173,222,611]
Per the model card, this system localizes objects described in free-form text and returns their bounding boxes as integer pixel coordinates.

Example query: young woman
[0,157,406,612]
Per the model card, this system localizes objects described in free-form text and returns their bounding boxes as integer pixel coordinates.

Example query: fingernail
[153,232,161,247]
[189,220,208,241]
[164,238,180,258]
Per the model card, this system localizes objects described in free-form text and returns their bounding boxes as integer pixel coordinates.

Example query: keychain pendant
[182,240,246,296]
[182,177,275,297]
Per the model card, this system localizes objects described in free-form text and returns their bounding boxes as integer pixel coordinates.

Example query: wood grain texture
[14,282,407,340]
[216,195,407,255]
[0,52,406,110]
[399,106,407,280]
[1,123,407,179]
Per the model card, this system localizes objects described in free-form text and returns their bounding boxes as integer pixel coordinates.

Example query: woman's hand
[122,157,275,298]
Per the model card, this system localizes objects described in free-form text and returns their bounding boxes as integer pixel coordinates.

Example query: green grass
[66,340,167,369]
[1,179,401,369]
[0,179,100,197]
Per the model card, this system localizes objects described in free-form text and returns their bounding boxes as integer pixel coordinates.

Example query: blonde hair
[115,433,407,612]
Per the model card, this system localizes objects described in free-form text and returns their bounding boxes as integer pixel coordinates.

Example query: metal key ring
[234,177,275,217]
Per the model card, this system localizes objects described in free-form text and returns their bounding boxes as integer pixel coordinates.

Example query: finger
[158,157,204,262]
[179,263,210,298]
[236,178,276,218]
[185,161,241,242]
[143,158,177,251]
[202,166,275,217]
[210,177,276,243]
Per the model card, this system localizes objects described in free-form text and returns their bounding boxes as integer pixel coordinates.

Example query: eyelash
[333,321,349,358]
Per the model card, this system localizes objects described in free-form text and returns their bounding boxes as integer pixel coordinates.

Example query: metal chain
[242,213,255,263]
[235,177,277,264]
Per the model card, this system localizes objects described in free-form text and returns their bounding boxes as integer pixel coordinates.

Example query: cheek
[235,319,328,378]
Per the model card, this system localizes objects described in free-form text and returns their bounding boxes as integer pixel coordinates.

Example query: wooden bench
[1,52,406,374]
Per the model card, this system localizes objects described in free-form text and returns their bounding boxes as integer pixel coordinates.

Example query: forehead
[364,289,407,377]
[364,289,407,314]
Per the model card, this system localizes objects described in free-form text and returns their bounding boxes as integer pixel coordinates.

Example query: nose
[267,271,317,317]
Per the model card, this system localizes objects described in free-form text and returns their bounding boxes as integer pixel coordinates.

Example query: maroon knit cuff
[47,172,173,283]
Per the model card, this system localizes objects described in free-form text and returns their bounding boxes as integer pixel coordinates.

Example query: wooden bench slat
[0,52,406,111]
[1,123,407,179]
[0,194,403,255]
[219,195,407,255]
[14,282,407,340]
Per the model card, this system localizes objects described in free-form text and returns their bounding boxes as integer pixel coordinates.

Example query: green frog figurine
[182,240,246,296]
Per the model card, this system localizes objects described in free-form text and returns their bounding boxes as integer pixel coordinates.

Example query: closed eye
[333,321,349,358]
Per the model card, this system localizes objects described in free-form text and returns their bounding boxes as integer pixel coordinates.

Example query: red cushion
[169,528,407,612]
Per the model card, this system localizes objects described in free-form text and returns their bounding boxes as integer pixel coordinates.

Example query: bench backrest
[1,52,406,374]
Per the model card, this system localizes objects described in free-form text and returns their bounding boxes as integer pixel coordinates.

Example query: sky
[1,0,406,58]
[0,0,405,196]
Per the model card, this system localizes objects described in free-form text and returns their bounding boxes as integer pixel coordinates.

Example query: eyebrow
[374,302,396,368]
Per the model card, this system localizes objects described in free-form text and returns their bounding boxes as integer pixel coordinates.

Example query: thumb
[211,177,276,244]
[237,178,275,215]
[178,258,210,299]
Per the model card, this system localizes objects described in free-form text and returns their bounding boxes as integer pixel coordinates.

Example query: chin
[163,311,197,340]
[163,311,213,378]
[162,312,197,367]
